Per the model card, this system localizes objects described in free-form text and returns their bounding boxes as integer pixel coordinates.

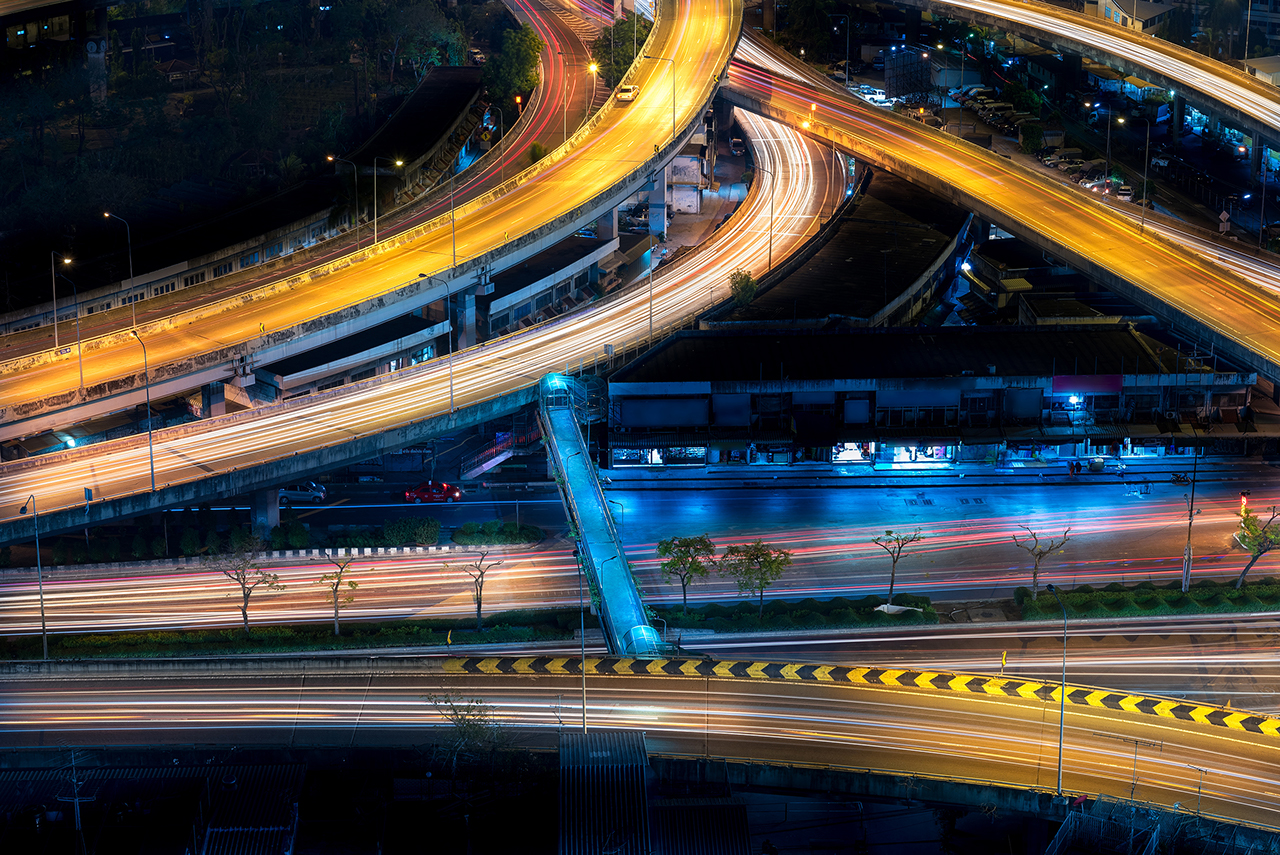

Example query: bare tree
[871,528,925,602]
[1235,505,1279,589]
[450,551,503,632]
[656,534,716,615]
[217,534,285,635]
[318,552,360,636]
[426,692,511,770]
[1010,526,1072,602]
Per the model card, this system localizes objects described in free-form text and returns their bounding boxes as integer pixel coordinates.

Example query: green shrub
[482,519,502,537]
[131,533,148,560]
[0,546,10,568]
[1074,584,1096,594]
[179,527,202,556]
[1135,581,1156,590]
[286,522,309,550]
[1014,586,1033,606]
[204,530,222,554]
[1103,582,1126,593]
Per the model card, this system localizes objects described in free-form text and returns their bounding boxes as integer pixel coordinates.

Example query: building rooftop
[488,234,614,299]
[612,327,1216,384]
[1244,55,1280,75]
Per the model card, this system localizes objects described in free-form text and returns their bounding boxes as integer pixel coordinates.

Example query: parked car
[617,84,639,102]
[1149,155,1170,167]
[1056,158,1086,172]
[1034,145,1059,159]
[729,138,746,156]
[467,48,486,65]
[1116,185,1135,201]
[404,480,463,504]
[279,481,326,506]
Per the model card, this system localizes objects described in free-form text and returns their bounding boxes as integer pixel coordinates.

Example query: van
[1042,147,1081,165]
[617,84,639,102]
[279,481,326,505]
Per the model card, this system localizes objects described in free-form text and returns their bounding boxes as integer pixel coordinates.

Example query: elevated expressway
[0,0,739,435]
[727,34,1280,385]
[907,0,1280,151]
[0,108,842,543]
[2,656,1278,831]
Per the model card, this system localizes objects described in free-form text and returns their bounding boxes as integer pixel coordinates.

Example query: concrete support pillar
[251,488,279,534]
[597,207,618,240]
[1251,131,1264,179]
[1171,94,1186,140]
[207,382,227,417]
[649,169,668,238]
[459,289,477,349]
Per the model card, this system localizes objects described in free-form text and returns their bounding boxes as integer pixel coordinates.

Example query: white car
[1116,185,1134,202]
[617,85,639,102]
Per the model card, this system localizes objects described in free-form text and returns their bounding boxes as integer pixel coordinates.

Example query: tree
[450,550,503,631]
[720,540,793,618]
[318,552,360,636]
[871,529,925,602]
[426,692,512,768]
[590,11,654,87]
[217,534,285,635]
[729,268,756,306]
[1010,526,1071,602]
[656,535,716,614]
[1235,505,1279,589]
[482,24,544,109]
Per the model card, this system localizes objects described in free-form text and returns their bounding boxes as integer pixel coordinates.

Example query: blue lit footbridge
[539,373,661,657]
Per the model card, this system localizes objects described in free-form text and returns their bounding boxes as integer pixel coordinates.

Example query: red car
[404,480,463,503]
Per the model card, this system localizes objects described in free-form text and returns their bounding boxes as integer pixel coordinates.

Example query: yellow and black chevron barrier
[443,656,1280,738]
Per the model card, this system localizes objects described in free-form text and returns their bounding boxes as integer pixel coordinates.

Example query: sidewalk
[603,453,1277,490]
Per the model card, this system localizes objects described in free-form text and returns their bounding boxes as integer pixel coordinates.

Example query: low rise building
[605,328,1261,470]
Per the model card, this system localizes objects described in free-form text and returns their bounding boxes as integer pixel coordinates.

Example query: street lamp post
[104,213,136,328]
[829,15,849,90]
[1181,442,1201,592]
[1119,115,1153,233]
[557,50,570,143]
[647,233,655,345]
[587,62,598,128]
[131,330,156,492]
[644,55,676,144]
[1046,583,1068,797]
[19,495,48,660]
[327,155,360,246]
[58,273,85,391]
[492,106,506,183]
[419,273,455,411]
[372,157,403,244]
[752,164,776,273]
[50,252,71,350]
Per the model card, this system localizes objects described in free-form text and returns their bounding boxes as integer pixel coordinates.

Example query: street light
[50,252,71,350]
[587,62,598,128]
[58,273,85,391]
[18,495,48,660]
[372,156,403,244]
[491,106,506,183]
[829,15,849,90]
[103,212,136,328]
[327,155,360,247]
[752,164,776,274]
[131,329,156,492]
[1118,115,1152,233]
[644,54,676,144]
[1046,583,1068,797]
[419,274,455,411]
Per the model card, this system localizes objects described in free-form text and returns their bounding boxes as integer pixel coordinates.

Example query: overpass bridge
[540,374,660,656]
[2,654,1278,832]
[725,35,1280,389]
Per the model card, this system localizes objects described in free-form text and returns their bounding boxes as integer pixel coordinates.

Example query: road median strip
[443,655,1278,737]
